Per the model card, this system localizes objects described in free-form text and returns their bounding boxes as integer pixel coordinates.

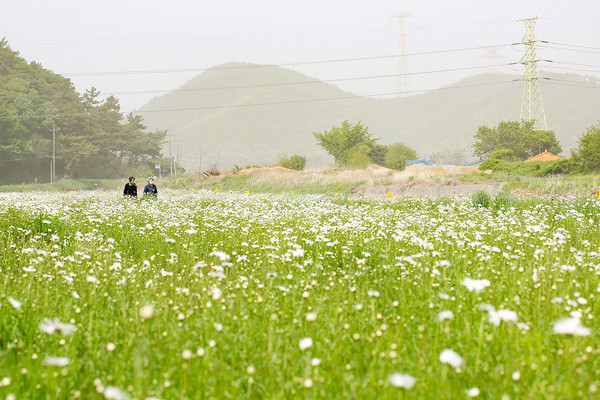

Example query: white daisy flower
[439,349,464,368]
[388,373,417,389]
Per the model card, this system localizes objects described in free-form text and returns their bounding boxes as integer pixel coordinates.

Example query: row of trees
[0,39,167,184]
[473,119,600,173]
[472,120,562,160]
[313,120,417,170]
[313,118,600,174]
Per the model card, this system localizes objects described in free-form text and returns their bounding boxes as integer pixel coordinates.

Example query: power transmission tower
[519,17,547,130]
[480,46,504,74]
[390,12,413,93]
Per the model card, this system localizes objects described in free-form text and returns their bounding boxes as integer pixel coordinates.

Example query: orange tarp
[525,149,562,162]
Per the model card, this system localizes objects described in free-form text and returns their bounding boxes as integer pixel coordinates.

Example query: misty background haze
[3,0,599,111]
[2,0,600,173]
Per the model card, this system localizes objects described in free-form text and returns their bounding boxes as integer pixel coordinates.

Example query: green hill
[137,63,600,170]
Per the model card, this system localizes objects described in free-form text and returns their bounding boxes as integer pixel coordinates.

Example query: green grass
[0,179,124,192]
[458,172,600,196]
[0,190,599,399]
[179,174,366,195]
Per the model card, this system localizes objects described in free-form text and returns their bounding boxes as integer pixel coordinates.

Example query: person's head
[128,176,135,183]
[148,177,154,184]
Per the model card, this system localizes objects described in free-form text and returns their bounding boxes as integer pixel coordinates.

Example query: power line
[0,62,517,100]
[6,27,389,45]
[542,60,600,71]
[0,78,520,120]
[542,44,600,55]
[6,20,521,46]
[542,77,600,88]
[0,43,517,79]
[542,65,600,75]
[542,41,600,52]
[538,18,600,29]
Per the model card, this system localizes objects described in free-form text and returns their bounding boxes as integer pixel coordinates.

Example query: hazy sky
[2,0,599,111]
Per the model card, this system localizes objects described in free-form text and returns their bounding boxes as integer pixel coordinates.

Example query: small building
[525,149,562,163]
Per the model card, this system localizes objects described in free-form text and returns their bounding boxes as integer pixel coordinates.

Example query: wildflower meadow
[0,190,599,399]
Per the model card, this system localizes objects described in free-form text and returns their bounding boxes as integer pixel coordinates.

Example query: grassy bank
[0,179,123,193]
[162,172,366,195]
[457,172,600,197]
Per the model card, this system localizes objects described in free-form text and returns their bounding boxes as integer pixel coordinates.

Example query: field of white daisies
[1,189,599,399]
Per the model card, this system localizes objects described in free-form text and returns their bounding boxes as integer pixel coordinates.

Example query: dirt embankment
[196,163,502,198]
[358,179,503,199]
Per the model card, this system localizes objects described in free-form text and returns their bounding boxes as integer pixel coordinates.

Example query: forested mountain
[138,63,600,170]
[0,39,166,184]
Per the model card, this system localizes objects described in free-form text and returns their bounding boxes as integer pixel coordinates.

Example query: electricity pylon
[480,46,504,74]
[390,12,412,93]
[519,17,547,130]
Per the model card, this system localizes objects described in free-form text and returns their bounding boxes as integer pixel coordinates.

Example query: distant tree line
[0,39,167,184]
[474,120,600,174]
[313,120,417,170]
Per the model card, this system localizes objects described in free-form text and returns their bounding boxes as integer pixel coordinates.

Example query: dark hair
[129,176,135,182]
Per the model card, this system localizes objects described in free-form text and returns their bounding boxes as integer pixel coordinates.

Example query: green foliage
[385,142,417,170]
[368,143,388,166]
[489,148,517,161]
[346,144,372,169]
[575,123,600,172]
[473,121,562,160]
[0,40,167,184]
[313,120,377,165]
[480,158,579,176]
[472,190,491,207]
[479,158,512,172]
[278,154,306,171]
[492,190,520,210]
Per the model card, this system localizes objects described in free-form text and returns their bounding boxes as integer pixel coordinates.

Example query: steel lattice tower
[519,17,547,130]
[390,12,412,93]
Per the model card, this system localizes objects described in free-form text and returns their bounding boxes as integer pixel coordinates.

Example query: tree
[0,40,168,183]
[313,120,377,165]
[385,143,417,170]
[488,149,517,162]
[575,123,600,172]
[473,120,562,160]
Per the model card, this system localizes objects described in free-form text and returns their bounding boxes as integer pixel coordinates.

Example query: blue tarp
[406,158,434,166]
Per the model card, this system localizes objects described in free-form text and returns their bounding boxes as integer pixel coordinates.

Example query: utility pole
[519,17,547,130]
[177,145,182,174]
[52,121,56,184]
[198,146,203,175]
[174,144,178,179]
[168,134,173,176]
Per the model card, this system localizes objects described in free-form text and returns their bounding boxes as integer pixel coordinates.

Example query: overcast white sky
[2,0,600,111]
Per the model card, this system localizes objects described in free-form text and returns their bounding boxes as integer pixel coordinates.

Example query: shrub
[386,143,417,171]
[493,191,520,210]
[479,158,512,172]
[278,155,306,171]
[368,144,388,166]
[472,190,491,208]
[347,145,372,169]
[480,159,578,176]
[575,124,600,172]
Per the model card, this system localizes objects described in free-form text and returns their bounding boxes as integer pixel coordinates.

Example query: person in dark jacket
[123,176,137,198]
[143,177,158,197]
